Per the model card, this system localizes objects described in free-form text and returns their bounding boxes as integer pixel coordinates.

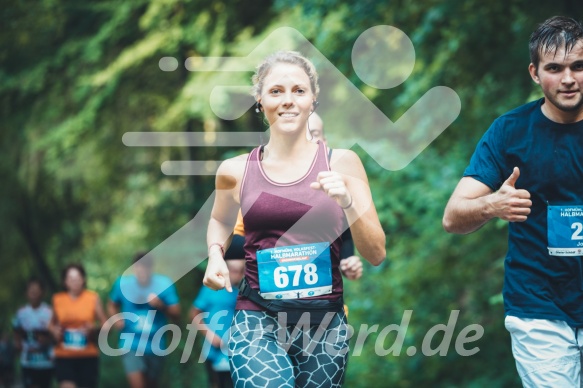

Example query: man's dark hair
[133,251,153,267]
[529,16,583,70]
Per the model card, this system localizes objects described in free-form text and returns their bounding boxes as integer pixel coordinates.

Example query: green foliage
[2,0,582,386]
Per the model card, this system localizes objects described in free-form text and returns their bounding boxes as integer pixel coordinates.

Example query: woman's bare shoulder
[329,149,364,176]
[216,153,249,190]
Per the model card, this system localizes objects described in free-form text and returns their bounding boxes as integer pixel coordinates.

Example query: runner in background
[307,112,363,283]
[49,263,107,388]
[13,277,55,388]
[190,259,245,388]
[108,252,181,388]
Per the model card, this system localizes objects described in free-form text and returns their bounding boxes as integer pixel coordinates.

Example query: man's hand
[340,256,363,280]
[489,167,532,222]
[147,294,166,310]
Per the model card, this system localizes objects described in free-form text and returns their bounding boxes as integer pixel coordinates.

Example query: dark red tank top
[237,140,346,310]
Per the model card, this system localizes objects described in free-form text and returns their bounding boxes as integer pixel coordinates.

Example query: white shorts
[505,315,583,388]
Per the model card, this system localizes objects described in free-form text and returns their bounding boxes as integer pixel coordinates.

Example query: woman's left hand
[310,171,352,209]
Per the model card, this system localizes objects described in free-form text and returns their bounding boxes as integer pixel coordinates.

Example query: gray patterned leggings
[228,310,349,387]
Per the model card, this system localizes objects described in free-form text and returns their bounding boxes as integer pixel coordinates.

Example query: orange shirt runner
[52,290,100,358]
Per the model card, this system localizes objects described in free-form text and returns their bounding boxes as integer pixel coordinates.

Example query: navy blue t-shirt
[464,98,583,326]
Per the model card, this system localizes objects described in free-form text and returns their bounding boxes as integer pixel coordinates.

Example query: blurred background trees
[2,0,582,386]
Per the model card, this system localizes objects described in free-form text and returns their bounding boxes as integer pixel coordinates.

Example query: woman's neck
[264,133,316,161]
[68,290,82,299]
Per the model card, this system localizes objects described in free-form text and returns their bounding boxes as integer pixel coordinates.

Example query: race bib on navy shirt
[257,242,333,299]
[548,205,583,256]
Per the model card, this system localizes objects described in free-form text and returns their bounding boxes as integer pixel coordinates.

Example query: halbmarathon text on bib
[256,242,333,300]
[548,205,583,256]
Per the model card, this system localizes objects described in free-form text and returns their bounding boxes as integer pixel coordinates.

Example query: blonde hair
[251,51,320,99]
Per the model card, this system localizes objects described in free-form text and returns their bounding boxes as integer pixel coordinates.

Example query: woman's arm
[94,296,108,327]
[315,149,386,265]
[48,306,62,342]
[87,296,108,342]
[203,155,246,291]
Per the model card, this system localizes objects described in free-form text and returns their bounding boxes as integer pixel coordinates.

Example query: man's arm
[189,307,223,349]
[105,300,124,331]
[12,315,24,353]
[443,168,532,234]
[164,304,181,323]
[106,300,120,317]
[148,295,181,323]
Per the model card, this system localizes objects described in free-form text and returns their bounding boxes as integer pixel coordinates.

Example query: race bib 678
[257,242,333,299]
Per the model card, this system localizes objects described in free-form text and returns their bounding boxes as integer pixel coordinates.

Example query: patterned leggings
[228,310,349,388]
